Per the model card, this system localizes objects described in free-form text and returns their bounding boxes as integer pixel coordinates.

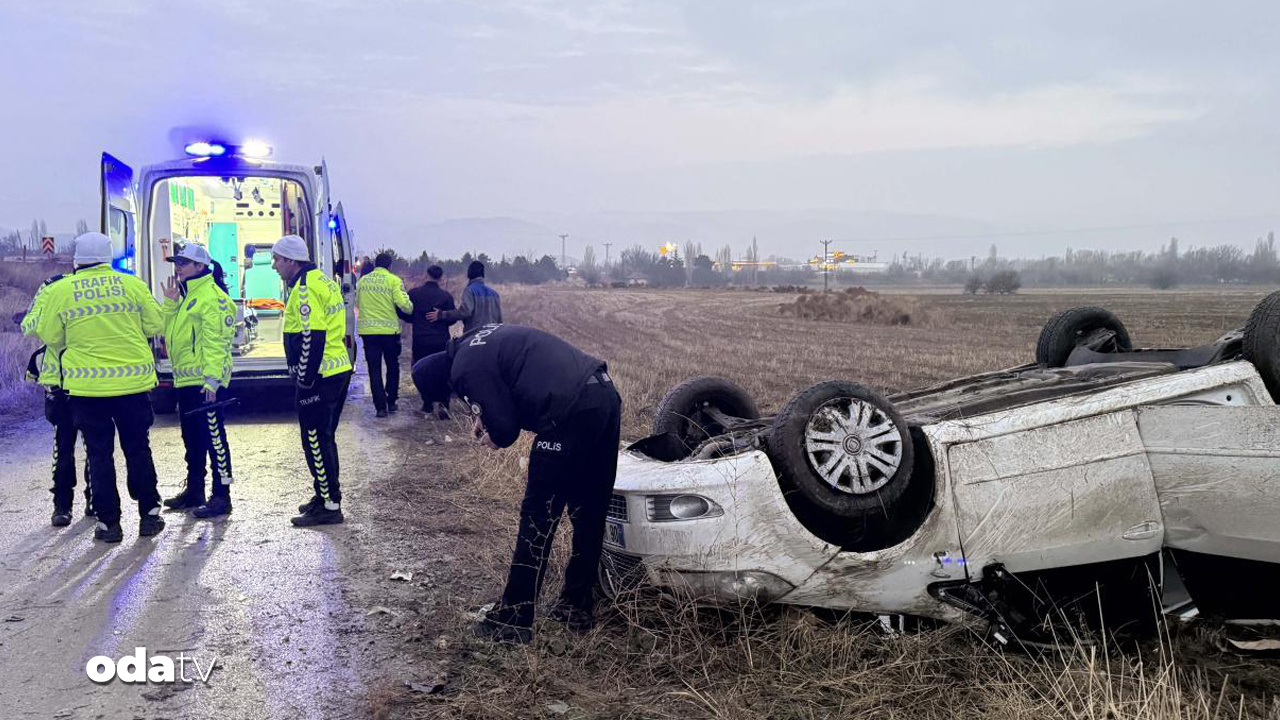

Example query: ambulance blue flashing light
[328,219,339,230]
[185,142,226,157]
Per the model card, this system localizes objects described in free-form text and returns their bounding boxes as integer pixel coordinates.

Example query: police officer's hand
[163,277,180,300]
[425,309,440,322]
[204,387,217,404]
[479,432,498,450]
[471,416,484,440]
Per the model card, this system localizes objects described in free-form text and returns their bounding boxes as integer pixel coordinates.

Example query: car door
[948,410,1165,575]
[1138,405,1280,619]
[100,152,138,275]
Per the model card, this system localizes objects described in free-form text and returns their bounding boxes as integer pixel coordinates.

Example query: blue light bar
[328,219,338,230]
[185,142,226,157]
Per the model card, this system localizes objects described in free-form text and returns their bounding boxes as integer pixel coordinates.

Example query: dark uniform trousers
[497,379,623,628]
[45,390,92,513]
[297,372,351,504]
[176,386,234,498]
[411,336,447,365]
[70,392,160,526]
[411,337,448,409]
[362,334,401,412]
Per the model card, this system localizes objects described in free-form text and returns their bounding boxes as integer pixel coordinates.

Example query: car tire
[150,388,177,415]
[1243,290,1280,402]
[767,381,914,522]
[652,376,760,456]
[1035,306,1133,367]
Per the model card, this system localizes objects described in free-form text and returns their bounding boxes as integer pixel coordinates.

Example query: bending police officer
[414,323,622,644]
[35,232,165,543]
[160,242,238,519]
[271,235,353,527]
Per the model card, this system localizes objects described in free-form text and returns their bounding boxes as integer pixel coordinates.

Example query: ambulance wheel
[1243,290,1280,402]
[151,388,177,415]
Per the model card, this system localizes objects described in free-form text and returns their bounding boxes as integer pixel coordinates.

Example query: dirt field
[1,278,1277,719]
[361,285,1279,720]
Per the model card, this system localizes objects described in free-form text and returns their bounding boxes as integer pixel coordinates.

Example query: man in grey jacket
[428,260,502,333]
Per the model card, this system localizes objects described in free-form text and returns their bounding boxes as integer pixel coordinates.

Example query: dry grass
[0,261,56,417]
[361,284,1279,720]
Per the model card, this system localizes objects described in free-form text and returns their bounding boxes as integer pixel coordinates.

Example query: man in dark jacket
[428,261,501,333]
[401,265,457,416]
[413,324,621,644]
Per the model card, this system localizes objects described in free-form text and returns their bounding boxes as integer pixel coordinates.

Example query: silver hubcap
[803,398,903,494]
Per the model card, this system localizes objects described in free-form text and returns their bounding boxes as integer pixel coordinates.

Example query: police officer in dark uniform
[414,323,622,644]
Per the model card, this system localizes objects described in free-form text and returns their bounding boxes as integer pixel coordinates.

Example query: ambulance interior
[148,176,311,360]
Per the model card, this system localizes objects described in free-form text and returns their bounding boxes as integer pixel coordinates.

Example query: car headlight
[646,494,723,522]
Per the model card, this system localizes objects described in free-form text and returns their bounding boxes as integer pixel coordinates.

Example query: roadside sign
[41,236,55,255]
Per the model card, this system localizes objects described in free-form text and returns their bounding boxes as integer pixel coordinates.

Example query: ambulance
[100,140,358,411]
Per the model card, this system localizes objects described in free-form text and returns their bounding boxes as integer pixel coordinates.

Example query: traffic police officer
[271,234,353,527]
[355,252,412,417]
[160,242,238,519]
[414,323,622,644]
[35,232,165,543]
[20,272,93,526]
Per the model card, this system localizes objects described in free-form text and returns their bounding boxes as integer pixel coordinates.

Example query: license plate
[604,520,626,549]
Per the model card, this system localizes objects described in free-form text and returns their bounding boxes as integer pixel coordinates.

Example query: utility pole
[559,234,569,270]
[821,239,833,292]
[603,242,612,268]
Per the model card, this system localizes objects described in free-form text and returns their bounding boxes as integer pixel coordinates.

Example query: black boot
[472,612,533,645]
[51,509,72,527]
[94,522,123,543]
[548,602,595,634]
[164,484,205,510]
[298,495,323,514]
[291,502,344,527]
[193,495,232,519]
[139,513,166,537]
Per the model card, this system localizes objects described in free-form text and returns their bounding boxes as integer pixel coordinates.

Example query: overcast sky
[1,1,1278,259]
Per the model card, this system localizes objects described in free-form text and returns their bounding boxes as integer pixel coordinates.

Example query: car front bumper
[604,449,839,605]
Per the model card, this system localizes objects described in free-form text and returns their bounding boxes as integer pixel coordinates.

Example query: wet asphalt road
[0,375,411,720]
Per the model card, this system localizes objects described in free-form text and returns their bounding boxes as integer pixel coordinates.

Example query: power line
[830,213,1280,245]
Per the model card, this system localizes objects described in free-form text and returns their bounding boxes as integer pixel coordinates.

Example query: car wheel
[1243,290,1280,402]
[652,376,760,457]
[768,381,914,522]
[1035,306,1133,367]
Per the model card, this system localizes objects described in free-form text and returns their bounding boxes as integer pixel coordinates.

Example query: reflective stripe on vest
[62,302,145,320]
[63,362,155,380]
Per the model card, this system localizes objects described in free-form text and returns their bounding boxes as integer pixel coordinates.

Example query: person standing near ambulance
[271,235,353,527]
[35,233,165,543]
[19,272,93,526]
[159,242,238,519]
[355,252,412,417]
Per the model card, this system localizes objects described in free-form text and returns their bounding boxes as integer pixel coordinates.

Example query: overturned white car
[603,294,1280,642]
